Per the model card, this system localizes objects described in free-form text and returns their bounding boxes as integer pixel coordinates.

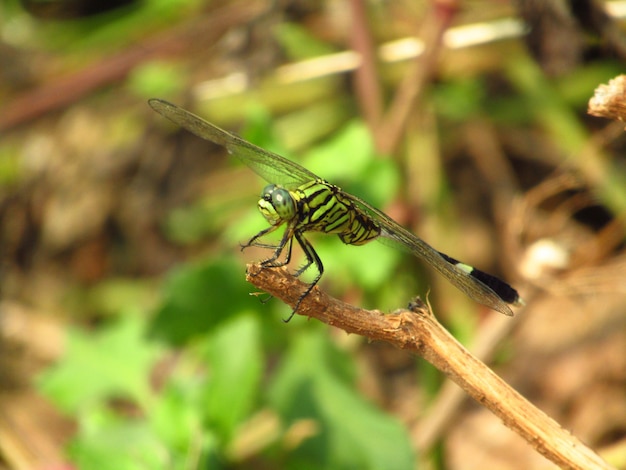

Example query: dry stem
[246,263,614,470]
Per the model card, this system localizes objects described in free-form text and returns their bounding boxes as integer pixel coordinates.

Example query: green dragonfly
[149,99,522,320]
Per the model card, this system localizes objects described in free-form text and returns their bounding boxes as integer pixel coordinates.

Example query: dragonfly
[149,99,522,320]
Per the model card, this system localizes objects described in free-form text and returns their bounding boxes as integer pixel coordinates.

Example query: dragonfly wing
[149,99,520,316]
[149,99,319,188]
[342,192,519,316]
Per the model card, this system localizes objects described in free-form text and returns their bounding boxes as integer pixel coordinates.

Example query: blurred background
[1,0,625,469]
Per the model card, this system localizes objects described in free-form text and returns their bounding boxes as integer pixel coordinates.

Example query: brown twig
[348,0,384,140]
[412,311,522,451]
[246,263,614,470]
[378,1,457,155]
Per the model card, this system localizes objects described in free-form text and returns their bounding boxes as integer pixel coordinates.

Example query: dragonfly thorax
[258,184,297,226]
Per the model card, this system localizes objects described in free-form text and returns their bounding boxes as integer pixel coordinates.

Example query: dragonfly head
[258,184,296,226]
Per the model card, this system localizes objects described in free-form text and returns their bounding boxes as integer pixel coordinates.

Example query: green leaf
[0,145,21,186]
[149,375,206,453]
[68,409,170,470]
[303,121,375,183]
[354,157,400,208]
[83,277,157,317]
[433,78,484,121]
[37,314,160,413]
[200,314,264,441]
[127,60,186,100]
[311,370,415,470]
[149,257,255,345]
[269,330,414,469]
[274,22,336,60]
[319,240,400,291]
[269,330,355,417]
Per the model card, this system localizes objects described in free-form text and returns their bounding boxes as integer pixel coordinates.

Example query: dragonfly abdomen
[294,180,380,245]
[437,251,521,305]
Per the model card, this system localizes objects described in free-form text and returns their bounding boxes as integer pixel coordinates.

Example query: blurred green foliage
[37,114,417,468]
[127,61,188,101]
[9,0,622,468]
[2,0,203,52]
[0,146,22,185]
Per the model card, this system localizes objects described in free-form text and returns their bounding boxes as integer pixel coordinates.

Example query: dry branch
[246,263,614,470]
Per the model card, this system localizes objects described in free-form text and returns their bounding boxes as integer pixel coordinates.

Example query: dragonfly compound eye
[270,187,296,219]
[258,184,296,225]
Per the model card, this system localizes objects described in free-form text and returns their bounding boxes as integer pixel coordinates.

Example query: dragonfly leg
[284,231,323,322]
[260,225,295,268]
[293,255,314,278]
[246,226,294,305]
[241,224,281,252]
[242,223,294,269]
[243,224,324,321]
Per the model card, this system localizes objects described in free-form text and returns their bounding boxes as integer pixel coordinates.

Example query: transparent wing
[149,99,319,188]
[341,192,518,316]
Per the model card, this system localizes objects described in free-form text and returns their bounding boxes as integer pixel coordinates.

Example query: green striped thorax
[258,180,381,245]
